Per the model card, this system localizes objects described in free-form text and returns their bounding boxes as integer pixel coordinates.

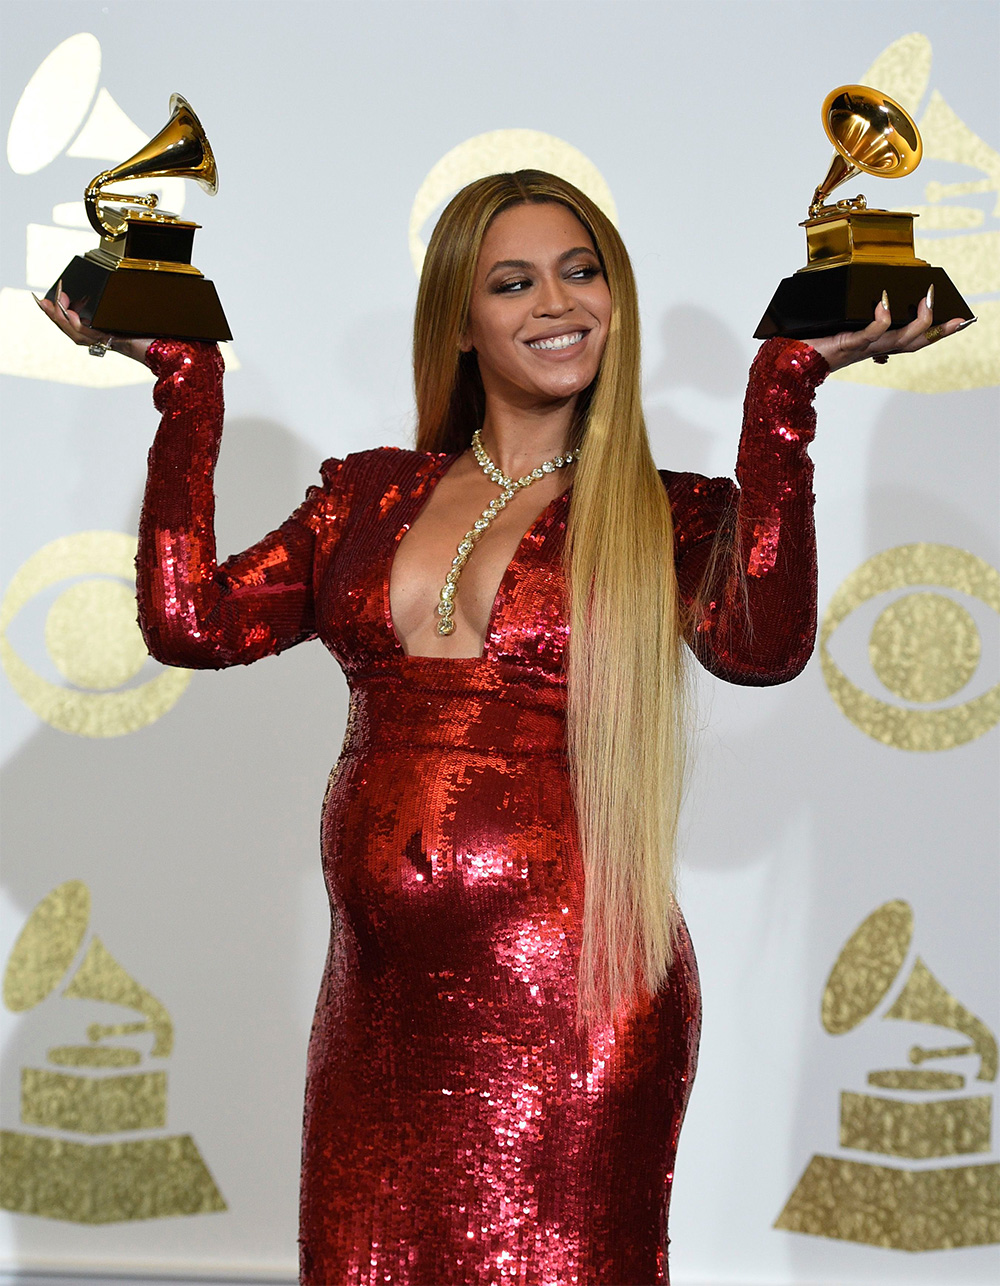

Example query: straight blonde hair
[414,171,686,1025]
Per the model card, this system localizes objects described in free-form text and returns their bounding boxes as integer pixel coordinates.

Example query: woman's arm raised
[667,293,972,685]
[137,340,348,668]
[667,337,826,686]
[35,293,349,670]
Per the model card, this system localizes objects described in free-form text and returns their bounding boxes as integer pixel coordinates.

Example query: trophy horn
[820,899,998,1084]
[809,84,923,217]
[3,881,174,1058]
[3,881,91,1012]
[63,936,175,1058]
[885,957,998,1083]
[85,93,218,237]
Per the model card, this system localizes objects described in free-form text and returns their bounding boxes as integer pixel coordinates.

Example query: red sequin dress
[136,337,827,1285]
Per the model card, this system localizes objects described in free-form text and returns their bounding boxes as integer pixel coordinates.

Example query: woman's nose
[533,275,573,316]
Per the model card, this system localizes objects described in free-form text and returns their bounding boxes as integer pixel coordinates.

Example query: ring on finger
[924,323,945,344]
[88,335,115,358]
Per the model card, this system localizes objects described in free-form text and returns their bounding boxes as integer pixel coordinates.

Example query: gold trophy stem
[85,175,159,238]
[809,152,859,218]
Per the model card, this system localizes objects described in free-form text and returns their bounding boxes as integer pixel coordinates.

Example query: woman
[39,170,966,1285]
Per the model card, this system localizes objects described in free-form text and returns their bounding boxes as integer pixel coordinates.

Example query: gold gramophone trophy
[45,93,231,342]
[755,85,974,339]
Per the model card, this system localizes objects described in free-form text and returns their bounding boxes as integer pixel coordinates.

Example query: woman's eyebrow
[487,258,532,275]
[485,247,598,277]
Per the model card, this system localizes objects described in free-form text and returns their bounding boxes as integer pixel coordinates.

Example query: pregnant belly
[321,741,582,982]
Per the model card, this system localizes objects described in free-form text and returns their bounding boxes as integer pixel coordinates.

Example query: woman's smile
[526,327,588,353]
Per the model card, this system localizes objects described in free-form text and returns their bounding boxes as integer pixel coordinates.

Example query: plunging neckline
[385,452,572,661]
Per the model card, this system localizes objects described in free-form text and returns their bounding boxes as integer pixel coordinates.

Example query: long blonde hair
[414,171,687,1024]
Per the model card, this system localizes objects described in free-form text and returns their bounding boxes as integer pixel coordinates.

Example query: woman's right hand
[34,283,152,364]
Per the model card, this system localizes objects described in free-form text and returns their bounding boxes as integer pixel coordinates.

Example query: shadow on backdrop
[1,415,349,1270]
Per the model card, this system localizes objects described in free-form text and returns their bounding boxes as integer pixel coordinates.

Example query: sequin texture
[136,336,827,1284]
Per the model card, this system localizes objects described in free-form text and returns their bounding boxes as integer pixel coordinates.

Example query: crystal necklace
[435,429,578,636]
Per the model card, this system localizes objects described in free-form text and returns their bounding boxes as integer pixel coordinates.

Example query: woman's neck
[477,395,577,478]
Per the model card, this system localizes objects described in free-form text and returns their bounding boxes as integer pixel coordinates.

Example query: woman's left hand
[807,289,974,372]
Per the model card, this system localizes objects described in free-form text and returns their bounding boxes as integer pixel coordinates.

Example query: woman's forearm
[673,338,828,685]
[136,340,321,669]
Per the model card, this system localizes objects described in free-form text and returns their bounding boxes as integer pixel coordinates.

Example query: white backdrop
[1,2,997,1283]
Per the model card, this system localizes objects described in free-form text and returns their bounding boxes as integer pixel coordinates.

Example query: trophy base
[0,1128,226,1223]
[775,1152,1000,1251]
[47,253,232,342]
[754,263,973,340]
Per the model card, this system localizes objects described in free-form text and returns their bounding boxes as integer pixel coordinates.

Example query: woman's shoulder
[659,467,737,507]
[316,445,452,495]
[659,468,738,550]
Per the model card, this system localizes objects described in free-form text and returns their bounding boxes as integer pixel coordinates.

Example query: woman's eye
[568,265,600,281]
[495,278,530,294]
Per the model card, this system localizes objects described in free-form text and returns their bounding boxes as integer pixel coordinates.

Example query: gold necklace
[435,430,578,636]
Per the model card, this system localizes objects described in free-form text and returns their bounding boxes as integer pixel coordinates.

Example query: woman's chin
[483,360,599,407]
[524,364,598,403]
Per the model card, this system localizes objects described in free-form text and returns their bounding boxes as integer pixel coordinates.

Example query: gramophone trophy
[755,85,974,339]
[45,93,231,342]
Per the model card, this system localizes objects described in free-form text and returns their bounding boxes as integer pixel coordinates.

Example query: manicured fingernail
[881,290,890,311]
[956,316,978,331]
[31,292,45,307]
[925,284,934,310]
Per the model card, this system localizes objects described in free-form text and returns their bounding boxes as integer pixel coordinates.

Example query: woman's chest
[313,451,573,676]
[389,467,574,658]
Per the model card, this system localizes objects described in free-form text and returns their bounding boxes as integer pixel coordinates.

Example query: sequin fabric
[136,336,827,1285]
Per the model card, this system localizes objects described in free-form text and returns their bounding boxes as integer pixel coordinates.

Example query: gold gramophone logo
[0,880,226,1223]
[776,899,999,1250]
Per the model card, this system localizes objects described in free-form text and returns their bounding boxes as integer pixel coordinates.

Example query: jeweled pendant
[434,431,577,637]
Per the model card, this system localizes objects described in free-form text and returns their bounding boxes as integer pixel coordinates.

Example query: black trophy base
[47,254,232,342]
[754,263,972,340]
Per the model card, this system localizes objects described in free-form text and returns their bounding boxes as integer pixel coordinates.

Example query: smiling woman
[393,201,611,658]
[36,164,969,1286]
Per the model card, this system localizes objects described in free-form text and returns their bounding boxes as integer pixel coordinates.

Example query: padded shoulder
[659,468,738,556]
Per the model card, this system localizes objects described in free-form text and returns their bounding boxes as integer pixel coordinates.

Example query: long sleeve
[136,340,349,669]
[665,337,829,686]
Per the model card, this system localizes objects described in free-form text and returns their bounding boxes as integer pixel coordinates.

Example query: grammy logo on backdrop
[776,899,999,1250]
[0,880,225,1223]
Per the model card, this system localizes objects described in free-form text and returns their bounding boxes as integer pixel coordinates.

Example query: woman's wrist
[108,335,153,364]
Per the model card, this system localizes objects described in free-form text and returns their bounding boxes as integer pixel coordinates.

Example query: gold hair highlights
[414,171,686,1024]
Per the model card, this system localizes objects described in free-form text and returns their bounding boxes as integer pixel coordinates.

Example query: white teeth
[528,331,585,351]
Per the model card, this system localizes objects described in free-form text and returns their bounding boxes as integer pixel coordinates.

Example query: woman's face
[462,201,612,408]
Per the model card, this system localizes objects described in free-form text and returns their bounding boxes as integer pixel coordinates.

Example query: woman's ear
[459,331,474,354]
